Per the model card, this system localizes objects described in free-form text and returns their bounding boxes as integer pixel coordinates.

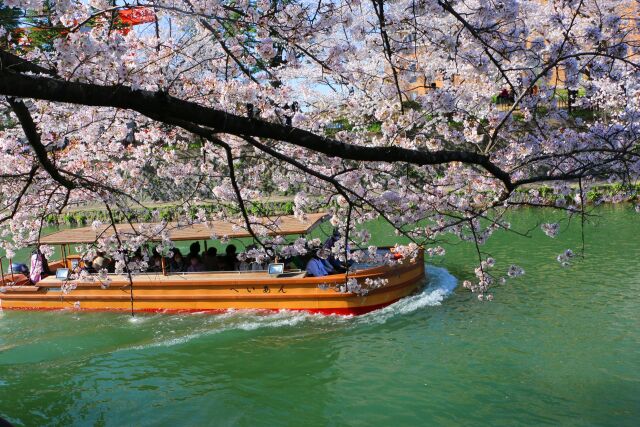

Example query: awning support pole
[8,257,14,283]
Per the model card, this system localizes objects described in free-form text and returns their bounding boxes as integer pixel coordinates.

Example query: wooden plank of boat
[0,273,32,287]
[0,285,40,293]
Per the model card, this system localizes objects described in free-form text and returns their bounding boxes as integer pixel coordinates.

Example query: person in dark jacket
[323,228,352,272]
[170,248,186,272]
[223,244,238,271]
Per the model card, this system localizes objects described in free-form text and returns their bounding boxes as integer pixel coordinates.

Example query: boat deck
[36,270,309,286]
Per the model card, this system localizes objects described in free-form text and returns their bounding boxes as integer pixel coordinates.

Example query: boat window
[267,263,284,275]
[55,268,70,280]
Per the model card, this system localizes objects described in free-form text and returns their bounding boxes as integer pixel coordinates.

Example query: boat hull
[0,252,426,315]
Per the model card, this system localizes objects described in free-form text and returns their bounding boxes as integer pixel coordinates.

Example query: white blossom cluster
[541,223,560,238]
[464,258,525,301]
[557,249,576,267]
[319,276,390,296]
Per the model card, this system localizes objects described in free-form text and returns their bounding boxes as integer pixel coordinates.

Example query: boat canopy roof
[40,213,329,245]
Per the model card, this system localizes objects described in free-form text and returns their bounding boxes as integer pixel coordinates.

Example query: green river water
[0,205,639,426]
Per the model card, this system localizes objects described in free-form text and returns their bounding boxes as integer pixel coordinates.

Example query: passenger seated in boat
[10,262,29,275]
[238,259,263,271]
[238,258,250,271]
[29,248,52,284]
[150,253,163,272]
[106,256,116,273]
[203,247,219,271]
[83,251,106,273]
[130,250,143,265]
[42,254,51,275]
[223,245,238,271]
[305,249,335,277]
[169,249,186,272]
[92,255,106,271]
[285,255,305,270]
[187,241,201,264]
[323,228,352,272]
[186,255,205,272]
[251,260,267,271]
[83,258,95,273]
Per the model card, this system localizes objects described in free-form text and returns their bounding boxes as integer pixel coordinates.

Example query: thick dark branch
[6,97,76,189]
[0,51,56,76]
[0,63,513,190]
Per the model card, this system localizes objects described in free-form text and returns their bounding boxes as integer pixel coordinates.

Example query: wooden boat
[0,214,426,315]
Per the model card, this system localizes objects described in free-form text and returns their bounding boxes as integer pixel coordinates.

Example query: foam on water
[378,265,457,314]
[352,264,457,325]
[127,314,151,324]
[124,309,330,351]
[119,265,457,351]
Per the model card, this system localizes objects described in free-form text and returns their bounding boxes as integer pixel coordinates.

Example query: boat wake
[121,265,457,351]
[359,264,458,322]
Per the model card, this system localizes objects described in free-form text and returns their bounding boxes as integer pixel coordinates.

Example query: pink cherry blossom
[0,0,636,301]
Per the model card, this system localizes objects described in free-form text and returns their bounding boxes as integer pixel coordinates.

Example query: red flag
[118,7,156,26]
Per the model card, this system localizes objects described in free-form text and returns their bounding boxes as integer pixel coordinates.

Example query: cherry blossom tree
[0,0,639,297]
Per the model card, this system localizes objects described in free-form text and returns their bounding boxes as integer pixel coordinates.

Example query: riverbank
[44,183,640,227]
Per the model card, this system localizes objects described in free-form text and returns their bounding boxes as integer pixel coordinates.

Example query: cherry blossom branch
[0,165,38,224]
[371,0,405,112]
[0,61,514,190]
[489,50,640,150]
[139,112,269,250]
[239,135,420,244]
[216,138,267,252]
[436,0,517,94]
[6,97,76,190]
[103,201,136,317]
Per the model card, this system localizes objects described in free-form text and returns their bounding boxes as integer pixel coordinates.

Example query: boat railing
[77,268,305,277]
